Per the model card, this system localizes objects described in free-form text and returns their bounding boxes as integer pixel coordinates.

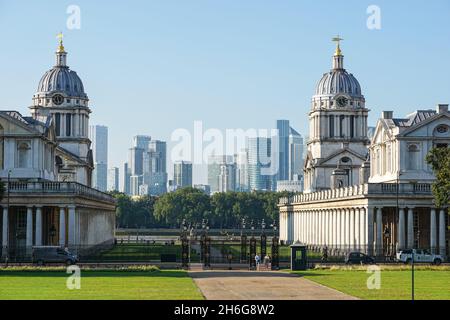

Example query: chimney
[382,111,393,119]
[436,104,449,114]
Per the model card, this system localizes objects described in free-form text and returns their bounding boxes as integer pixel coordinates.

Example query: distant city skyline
[1,1,450,184]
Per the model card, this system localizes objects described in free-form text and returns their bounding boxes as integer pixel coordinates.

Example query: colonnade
[1,205,76,258]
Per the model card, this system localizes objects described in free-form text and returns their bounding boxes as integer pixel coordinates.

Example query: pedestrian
[264,254,270,270]
[255,253,261,270]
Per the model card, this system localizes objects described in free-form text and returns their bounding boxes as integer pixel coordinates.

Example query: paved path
[189,270,357,300]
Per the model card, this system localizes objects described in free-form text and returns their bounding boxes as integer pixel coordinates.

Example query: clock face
[52,94,64,105]
[336,96,348,107]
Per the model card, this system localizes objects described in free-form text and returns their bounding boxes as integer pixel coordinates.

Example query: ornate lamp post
[240,218,247,263]
[181,219,189,269]
[271,221,279,270]
[249,220,256,269]
[261,219,267,259]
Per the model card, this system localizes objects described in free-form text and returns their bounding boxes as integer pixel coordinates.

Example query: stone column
[439,209,446,257]
[360,208,366,252]
[59,207,66,247]
[68,206,76,247]
[35,206,43,246]
[350,208,355,250]
[2,207,8,256]
[430,208,437,254]
[340,208,345,251]
[376,207,383,256]
[303,211,306,243]
[346,208,351,251]
[355,208,360,251]
[407,207,414,249]
[333,210,337,249]
[26,207,33,253]
[366,206,374,256]
[397,208,405,250]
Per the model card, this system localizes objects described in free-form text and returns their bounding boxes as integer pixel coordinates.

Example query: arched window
[17,141,31,168]
[407,144,420,170]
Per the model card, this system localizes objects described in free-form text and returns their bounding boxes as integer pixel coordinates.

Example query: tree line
[112,187,293,229]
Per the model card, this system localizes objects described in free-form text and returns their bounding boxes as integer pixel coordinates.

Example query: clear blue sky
[1,0,450,184]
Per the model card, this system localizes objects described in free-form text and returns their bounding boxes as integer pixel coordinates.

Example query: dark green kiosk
[290,242,308,271]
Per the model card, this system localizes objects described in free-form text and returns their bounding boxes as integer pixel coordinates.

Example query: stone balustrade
[279,183,432,205]
[5,181,115,203]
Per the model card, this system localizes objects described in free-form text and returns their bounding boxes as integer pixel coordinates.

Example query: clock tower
[303,37,370,193]
[29,34,93,186]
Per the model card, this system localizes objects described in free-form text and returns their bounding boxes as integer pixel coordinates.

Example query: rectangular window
[340,115,345,137]
[55,113,60,136]
[329,115,334,137]
[66,114,71,137]
[350,115,355,138]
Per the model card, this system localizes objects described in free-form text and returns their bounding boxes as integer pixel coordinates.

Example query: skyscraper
[129,147,144,176]
[143,140,167,195]
[235,149,249,192]
[89,125,108,191]
[288,127,304,180]
[174,161,193,188]
[133,135,151,150]
[123,162,131,194]
[218,163,236,192]
[107,167,119,192]
[207,155,233,193]
[248,137,276,191]
[277,120,290,181]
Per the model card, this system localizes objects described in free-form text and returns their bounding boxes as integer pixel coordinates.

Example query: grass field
[0,270,203,300]
[294,267,450,300]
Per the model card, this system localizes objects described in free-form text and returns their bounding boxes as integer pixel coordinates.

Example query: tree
[154,187,211,228]
[425,147,450,208]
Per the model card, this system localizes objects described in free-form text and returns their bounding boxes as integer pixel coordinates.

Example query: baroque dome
[37,67,86,98]
[315,70,362,97]
[313,38,364,100]
[33,37,89,107]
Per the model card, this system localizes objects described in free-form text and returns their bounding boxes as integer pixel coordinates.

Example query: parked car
[396,249,443,265]
[345,252,375,265]
[32,246,78,266]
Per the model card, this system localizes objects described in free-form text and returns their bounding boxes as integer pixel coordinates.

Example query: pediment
[0,113,38,135]
[317,148,367,166]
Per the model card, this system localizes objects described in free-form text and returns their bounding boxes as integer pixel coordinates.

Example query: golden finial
[332,35,343,56]
[56,32,65,52]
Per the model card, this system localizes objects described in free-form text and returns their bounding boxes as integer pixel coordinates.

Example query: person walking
[264,254,271,270]
[255,253,261,270]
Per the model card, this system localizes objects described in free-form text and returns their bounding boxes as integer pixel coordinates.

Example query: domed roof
[315,69,362,96]
[37,67,86,98]
[313,38,363,98]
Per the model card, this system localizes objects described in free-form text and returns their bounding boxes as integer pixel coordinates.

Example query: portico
[0,181,116,261]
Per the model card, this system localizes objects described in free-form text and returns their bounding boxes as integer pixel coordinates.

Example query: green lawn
[0,270,203,300]
[293,267,450,300]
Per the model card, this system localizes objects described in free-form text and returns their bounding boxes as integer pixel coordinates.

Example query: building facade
[279,39,449,259]
[0,38,116,260]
